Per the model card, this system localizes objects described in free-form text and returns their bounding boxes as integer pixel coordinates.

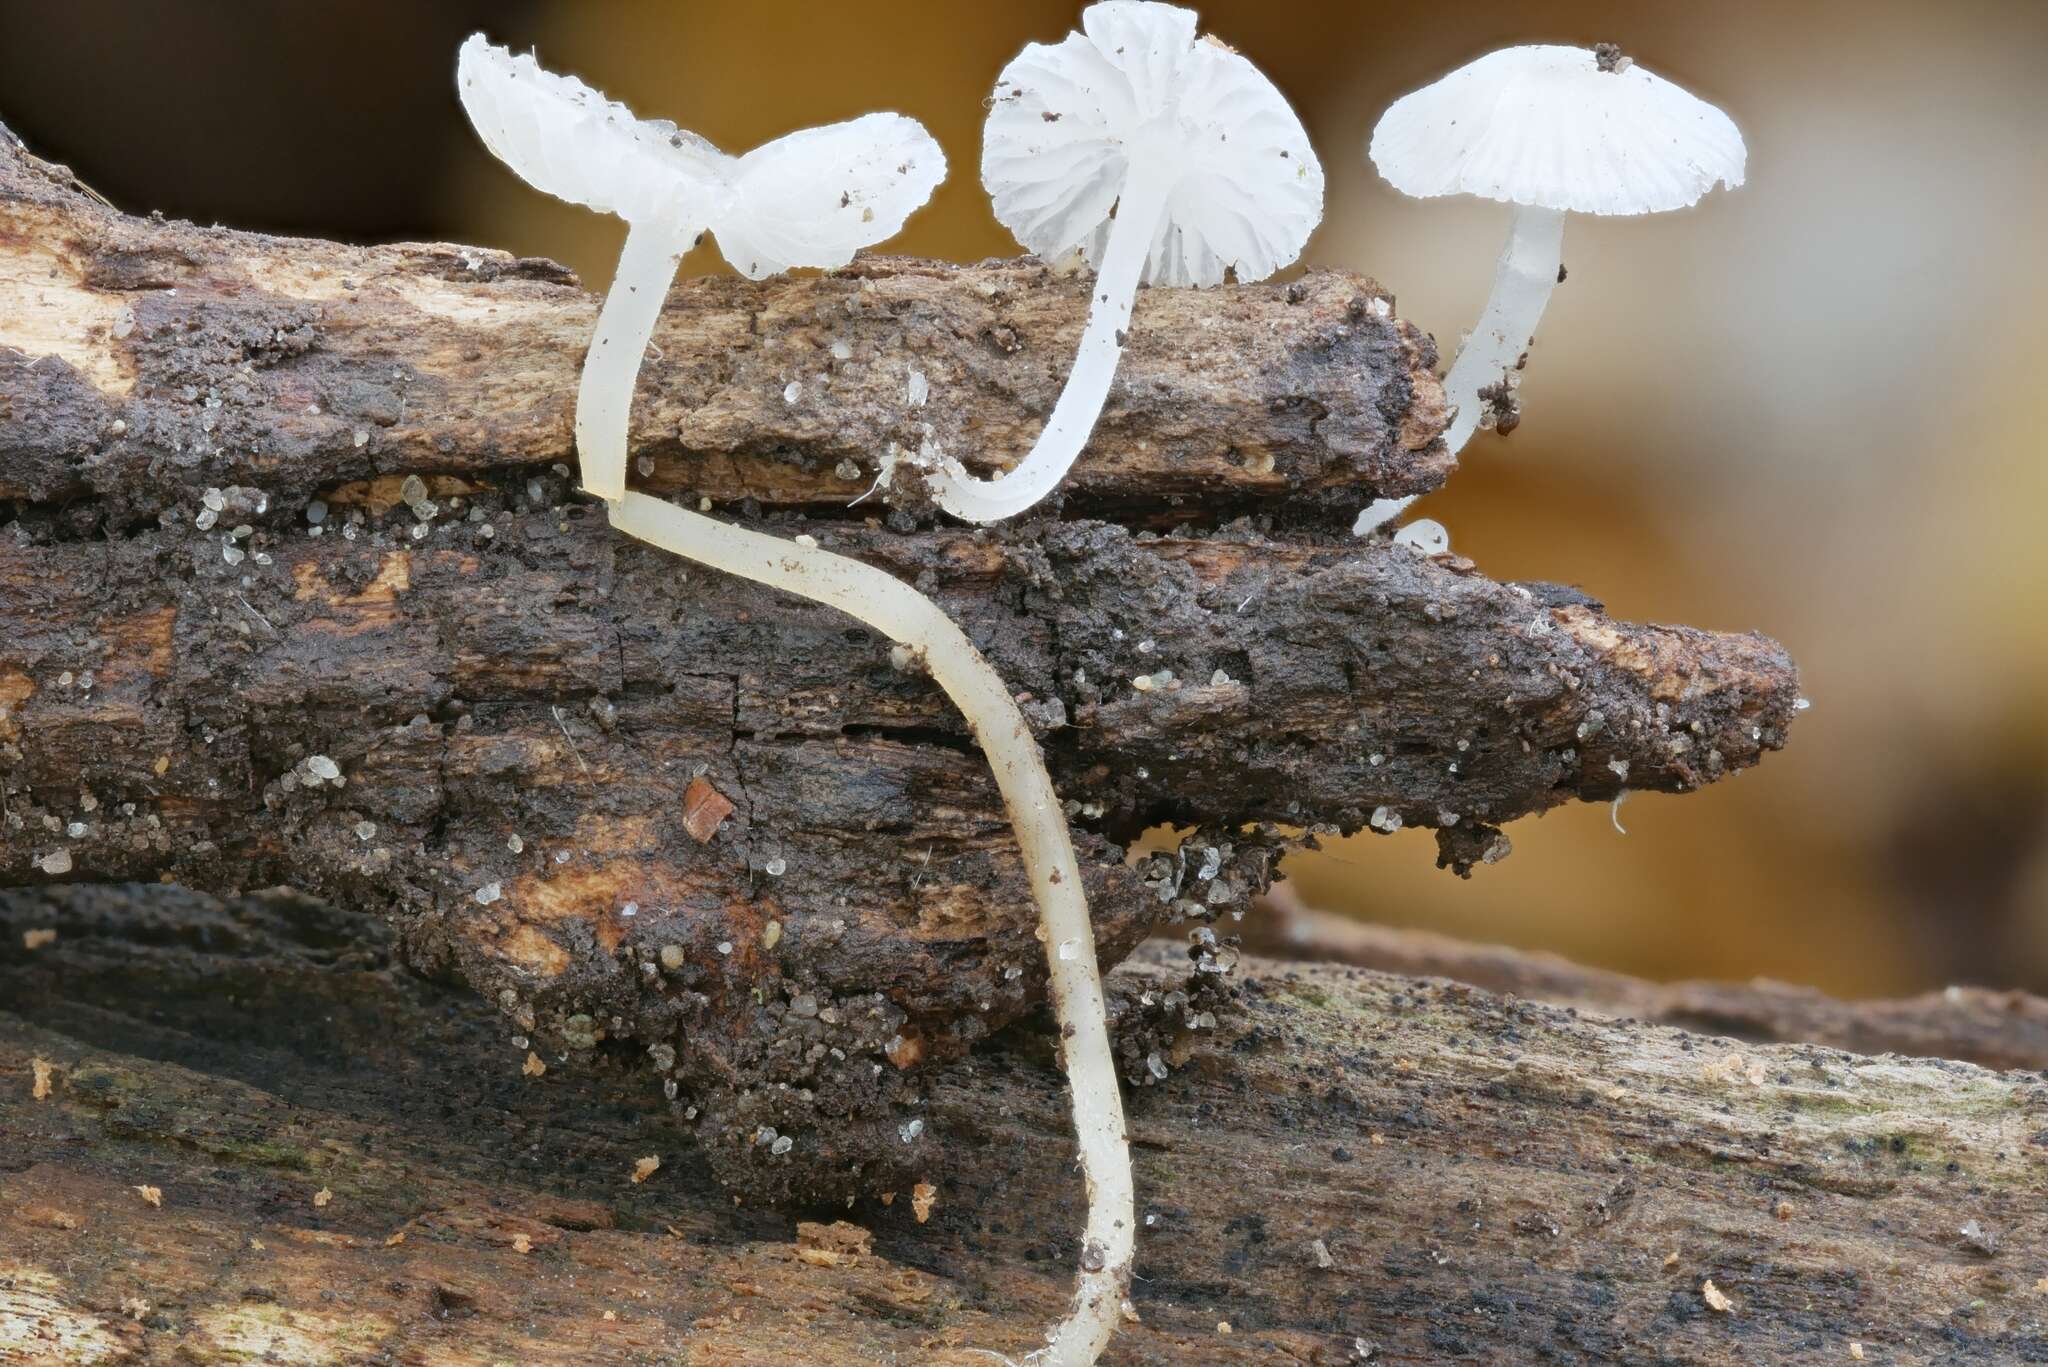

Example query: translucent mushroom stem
[606,493,1133,1365]
[1353,202,1566,535]
[575,223,696,501]
[1442,202,1565,451]
[927,161,1176,525]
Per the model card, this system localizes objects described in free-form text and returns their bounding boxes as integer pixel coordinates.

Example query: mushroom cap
[1370,45,1746,216]
[457,36,946,276]
[981,1,1323,288]
[718,114,947,280]
[458,35,729,226]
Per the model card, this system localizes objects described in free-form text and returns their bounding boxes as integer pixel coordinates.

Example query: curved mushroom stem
[606,493,1134,1366]
[1352,202,1566,535]
[575,222,697,502]
[927,160,1176,525]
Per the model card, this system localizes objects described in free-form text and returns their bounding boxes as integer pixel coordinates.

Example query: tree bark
[6,884,2045,1366]
[0,123,1802,1198]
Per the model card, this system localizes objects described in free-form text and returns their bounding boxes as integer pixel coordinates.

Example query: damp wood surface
[5,883,2047,1366]
[0,117,1804,1196]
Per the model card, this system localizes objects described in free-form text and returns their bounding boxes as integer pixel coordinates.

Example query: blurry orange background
[4,0,2043,996]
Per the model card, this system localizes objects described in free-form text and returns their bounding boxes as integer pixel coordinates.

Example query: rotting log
[0,122,1800,1198]
[5,883,2047,1366]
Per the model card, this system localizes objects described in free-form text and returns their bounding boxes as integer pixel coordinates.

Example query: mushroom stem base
[927,160,1174,525]
[1354,201,1565,536]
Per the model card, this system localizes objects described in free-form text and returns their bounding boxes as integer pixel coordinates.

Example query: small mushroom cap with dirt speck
[1371,44,1745,215]
[982,0,1323,286]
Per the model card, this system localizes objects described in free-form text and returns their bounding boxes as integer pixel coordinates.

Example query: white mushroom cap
[458,36,728,226]
[1370,44,1745,216]
[716,116,948,279]
[981,1,1324,287]
[457,35,945,276]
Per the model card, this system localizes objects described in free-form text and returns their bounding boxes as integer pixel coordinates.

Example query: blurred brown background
[4,1,2043,997]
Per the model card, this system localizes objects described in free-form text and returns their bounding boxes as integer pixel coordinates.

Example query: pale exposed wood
[1249,888,2048,1072]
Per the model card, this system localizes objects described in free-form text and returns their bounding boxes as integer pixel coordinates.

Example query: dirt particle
[1701,1279,1733,1312]
[911,1181,937,1223]
[796,1220,873,1268]
[31,1056,53,1100]
[313,1187,333,1208]
[22,928,56,950]
[1594,42,1631,73]
[632,1155,661,1185]
[522,1051,547,1078]
[682,776,735,843]
[1700,1052,1762,1086]
[1477,377,1520,434]
[513,1232,533,1255]
[135,1184,162,1208]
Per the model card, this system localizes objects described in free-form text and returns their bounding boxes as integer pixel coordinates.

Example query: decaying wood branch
[0,123,1800,1196]
[6,884,2046,1365]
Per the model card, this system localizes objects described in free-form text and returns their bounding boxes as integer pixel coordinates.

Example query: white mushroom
[1354,42,1745,535]
[1392,517,1450,556]
[458,32,1130,1366]
[456,35,945,501]
[926,0,1323,524]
